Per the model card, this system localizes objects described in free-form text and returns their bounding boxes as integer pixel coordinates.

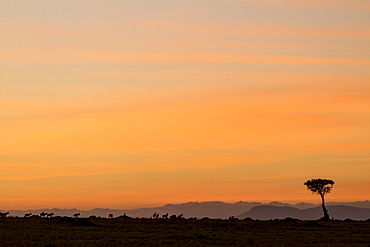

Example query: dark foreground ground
[0,216,369,247]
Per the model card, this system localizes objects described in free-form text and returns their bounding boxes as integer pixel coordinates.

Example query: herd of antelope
[0,211,80,218]
[0,211,186,219]
[152,212,184,219]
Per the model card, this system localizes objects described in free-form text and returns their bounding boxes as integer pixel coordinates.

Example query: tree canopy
[304,178,334,196]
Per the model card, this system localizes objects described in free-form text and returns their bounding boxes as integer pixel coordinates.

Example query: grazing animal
[162,213,168,219]
[228,216,235,220]
[40,212,47,217]
[0,212,9,217]
[178,214,183,219]
[46,213,54,218]
[152,212,159,219]
[24,213,32,218]
[109,214,113,219]
[74,213,80,218]
[170,214,177,219]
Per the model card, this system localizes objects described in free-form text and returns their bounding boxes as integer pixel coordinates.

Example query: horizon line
[3,200,370,211]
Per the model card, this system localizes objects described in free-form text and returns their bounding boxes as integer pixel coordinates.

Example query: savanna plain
[1,216,369,247]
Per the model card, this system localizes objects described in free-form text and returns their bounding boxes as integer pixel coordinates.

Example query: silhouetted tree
[304,178,334,220]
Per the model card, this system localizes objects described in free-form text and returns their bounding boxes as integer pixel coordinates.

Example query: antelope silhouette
[0,212,9,217]
[152,212,159,219]
[46,213,54,218]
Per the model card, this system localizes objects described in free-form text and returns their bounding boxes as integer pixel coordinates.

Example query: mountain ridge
[237,205,370,220]
[2,200,370,219]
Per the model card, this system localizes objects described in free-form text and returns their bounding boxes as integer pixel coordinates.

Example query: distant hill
[2,201,370,219]
[327,200,370,209]
[237,205,370,220]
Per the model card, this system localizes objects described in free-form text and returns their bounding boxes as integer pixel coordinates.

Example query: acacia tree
[304,178,335,220]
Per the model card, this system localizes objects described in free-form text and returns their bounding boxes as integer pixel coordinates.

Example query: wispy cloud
[324,158,370,162]
[2,48,369,65]
[270,0,370,10]
[0,172,102,181]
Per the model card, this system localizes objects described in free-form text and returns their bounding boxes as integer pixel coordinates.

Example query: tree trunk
[320,193,330,220]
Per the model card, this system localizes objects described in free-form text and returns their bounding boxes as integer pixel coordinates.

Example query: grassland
[0,216,369,246]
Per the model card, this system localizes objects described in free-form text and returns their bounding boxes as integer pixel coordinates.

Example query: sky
[1,0,369,210]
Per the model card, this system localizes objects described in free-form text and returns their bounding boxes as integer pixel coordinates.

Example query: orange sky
[0,0,369,210]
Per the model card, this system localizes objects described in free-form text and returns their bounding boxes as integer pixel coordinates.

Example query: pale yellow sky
[0,0,369,210]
